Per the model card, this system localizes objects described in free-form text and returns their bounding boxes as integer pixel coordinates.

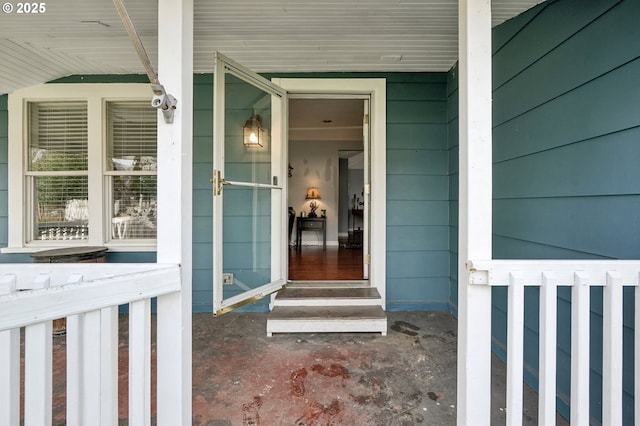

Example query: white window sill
[2,243,157,254]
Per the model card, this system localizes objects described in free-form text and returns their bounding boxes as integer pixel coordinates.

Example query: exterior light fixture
[243,109,264,147]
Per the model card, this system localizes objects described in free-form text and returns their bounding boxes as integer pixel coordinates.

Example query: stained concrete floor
[47,311,570,425]
[189,311,569,425]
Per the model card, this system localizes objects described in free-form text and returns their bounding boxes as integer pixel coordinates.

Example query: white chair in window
[112,216,133,239]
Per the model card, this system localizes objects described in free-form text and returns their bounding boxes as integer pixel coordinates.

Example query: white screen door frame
[212,52,288,315]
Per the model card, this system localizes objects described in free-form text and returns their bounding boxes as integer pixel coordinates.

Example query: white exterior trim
[272,78,387,307]
[6,83,156,253]
[155,0,193,424]
[456,0,493,424]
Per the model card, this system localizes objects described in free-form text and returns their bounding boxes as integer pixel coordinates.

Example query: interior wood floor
[288,245,364,281]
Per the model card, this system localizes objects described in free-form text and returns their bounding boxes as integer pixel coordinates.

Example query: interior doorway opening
[287,98,366,281]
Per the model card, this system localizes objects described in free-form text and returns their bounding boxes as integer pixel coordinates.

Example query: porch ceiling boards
[0,0,543,95]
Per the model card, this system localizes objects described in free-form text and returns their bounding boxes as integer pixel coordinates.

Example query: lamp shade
[243,109,264,147]
[305,187,321,200]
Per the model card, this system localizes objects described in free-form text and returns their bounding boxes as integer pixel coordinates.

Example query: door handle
[211,170,226,196]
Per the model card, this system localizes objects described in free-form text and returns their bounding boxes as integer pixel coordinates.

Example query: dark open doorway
[287,98,365,281]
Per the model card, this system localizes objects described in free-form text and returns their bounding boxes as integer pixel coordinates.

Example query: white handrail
[0,264,181,331]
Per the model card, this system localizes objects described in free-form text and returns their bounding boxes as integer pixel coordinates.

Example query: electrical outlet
[222,273,234,285]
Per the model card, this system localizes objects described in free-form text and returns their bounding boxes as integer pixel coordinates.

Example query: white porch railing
[0,263,181,426]
[468,259,640,426]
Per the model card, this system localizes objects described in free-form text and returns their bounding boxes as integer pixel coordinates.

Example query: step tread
[276,287,380,300]
[269,305,386,320]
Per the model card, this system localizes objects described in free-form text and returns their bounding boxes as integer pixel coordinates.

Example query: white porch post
[155,0,193,425]
[457,0,493,425]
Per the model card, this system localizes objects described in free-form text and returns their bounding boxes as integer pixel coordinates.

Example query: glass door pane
[212,53,287,314]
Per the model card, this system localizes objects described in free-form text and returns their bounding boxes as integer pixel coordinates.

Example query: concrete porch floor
[45,311,569,425]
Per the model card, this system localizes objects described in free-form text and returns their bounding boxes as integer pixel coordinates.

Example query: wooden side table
[296,217,326,250]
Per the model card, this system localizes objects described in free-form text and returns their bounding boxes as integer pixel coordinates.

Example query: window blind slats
[107,102,157,165]
[107,101,157,240]
[29,102,88,171]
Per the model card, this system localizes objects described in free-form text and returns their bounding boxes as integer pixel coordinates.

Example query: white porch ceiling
[0,0,544,95]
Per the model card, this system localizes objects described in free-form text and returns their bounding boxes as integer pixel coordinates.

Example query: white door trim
[272,78,387,308]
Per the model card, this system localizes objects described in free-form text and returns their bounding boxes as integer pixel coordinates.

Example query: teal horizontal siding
[387,101,447,124]
[0,74,450,312]
[386,201,448,226]
[494,0,639,126]
[387,251,449,279]
[387,226,448,252]
[447,64,459,314]
[388,83,447,101]
[387,175,448,200]
[494,58,640,162]
[494,196,640,259]
[387,123,447,150]
[492,0,618,89]
[193,136,213,161]
[494,127,640,198]
[487,0,640,423]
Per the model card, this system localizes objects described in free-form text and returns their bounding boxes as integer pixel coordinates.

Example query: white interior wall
[288,139,362,245]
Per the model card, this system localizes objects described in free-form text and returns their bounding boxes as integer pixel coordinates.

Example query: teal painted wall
[193,72,451,312]
[447,65,459,317]
[385,73,450,311]
[0,74,450,310]
[447,0,639,423]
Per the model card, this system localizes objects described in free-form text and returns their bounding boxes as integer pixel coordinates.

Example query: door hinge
[365,254,371,264]
[363,113,369,125]
[364,184,371,195]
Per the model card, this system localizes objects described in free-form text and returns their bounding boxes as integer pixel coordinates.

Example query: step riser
[267,319,388,336]
[286,280,370,289]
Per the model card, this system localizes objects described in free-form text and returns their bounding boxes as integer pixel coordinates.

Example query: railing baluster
[539,271,557,425]
[82,310,102,424]
[66,273,84,426]
[101,306,119,425]
[0,328,19,426]
[0,275,19,426]
[24,321,53,426]
[507,271,525,426]
[602,271,623,425]
[571,271,590,425]
[129,299,151,426]
[66,312,83,426]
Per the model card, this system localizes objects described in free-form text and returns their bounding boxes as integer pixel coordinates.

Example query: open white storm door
[212,53,287,315]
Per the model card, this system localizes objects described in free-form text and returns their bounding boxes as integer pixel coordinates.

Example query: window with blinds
[107,101,157,240]
[27,102,89,241]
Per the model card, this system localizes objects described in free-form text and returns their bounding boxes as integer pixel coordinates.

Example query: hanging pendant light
[243,109,264,147]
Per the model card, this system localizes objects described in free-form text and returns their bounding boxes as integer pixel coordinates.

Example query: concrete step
[267,305,387,336]
[273,286,382,307]
[286,280,370,289]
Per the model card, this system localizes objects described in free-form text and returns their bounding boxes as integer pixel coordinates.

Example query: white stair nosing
[273,298,382,307]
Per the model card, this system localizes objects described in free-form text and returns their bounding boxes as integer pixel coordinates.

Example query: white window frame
[5,83,156,253]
